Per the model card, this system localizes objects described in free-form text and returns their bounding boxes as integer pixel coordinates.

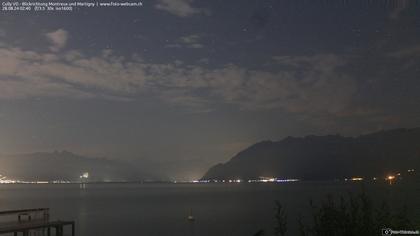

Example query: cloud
[0,46,146,100]
[0,29,360,119]
[0,78,95,100]
[45,29,68,52]
[166,34,204,49]
[145,54,357,116]
[0,47,356,116]
[180,34,200,44]
[155,0,205,17]
[388,45,420,58]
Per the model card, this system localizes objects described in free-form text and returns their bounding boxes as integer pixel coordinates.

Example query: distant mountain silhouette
[202,128,420,180]
[0,150,149,181]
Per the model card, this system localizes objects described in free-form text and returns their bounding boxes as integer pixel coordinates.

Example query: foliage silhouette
[255,192,413,236]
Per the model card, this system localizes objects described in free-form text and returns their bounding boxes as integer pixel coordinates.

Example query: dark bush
[255,192,413,236]
[301,192,413,236]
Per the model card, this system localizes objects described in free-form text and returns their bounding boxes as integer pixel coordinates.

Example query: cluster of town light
[80,172,89,179]
[192,177,300,183]
[0,169,416,184]
[343,169,415,184]
[0,175,70,184]
[0,173,88,184]
[198,169,416,184]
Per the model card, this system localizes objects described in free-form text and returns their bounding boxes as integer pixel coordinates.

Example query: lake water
[0,182,419,236]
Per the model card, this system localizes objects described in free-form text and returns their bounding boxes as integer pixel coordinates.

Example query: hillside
[202,128,420,180]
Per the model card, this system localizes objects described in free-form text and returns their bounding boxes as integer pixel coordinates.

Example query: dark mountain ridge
[202,128,420,180]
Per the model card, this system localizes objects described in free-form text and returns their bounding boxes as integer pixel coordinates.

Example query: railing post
[57,225,63,236]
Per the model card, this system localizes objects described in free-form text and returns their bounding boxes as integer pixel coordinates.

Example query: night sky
[0,0,419,180]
